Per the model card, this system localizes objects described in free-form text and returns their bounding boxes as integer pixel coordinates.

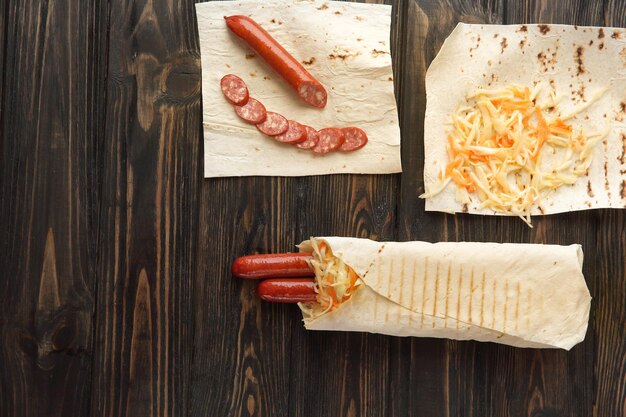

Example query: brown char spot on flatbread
[519,39,526,50]
[598,28,605,39]
[355,15,364,21]
[573,84,586,101]
[612,31,622,39]
[620,134,626,164]
[462,204,469,213]
[537,51,548,72]
[574,46,585,75]
[245,53,255,59]
[538,24,551,35]
[317,3,329,10]
[500,37,508,53]
[587,180,594,197]
[589,40,594,46]
[518,25,528,32]
[328,48,360,61]
[302,57,316,65]
[371,49,389,57]
[269,18,282,25]
[604,161,610,195]
[621,181,626,201]
[599,42,605,50]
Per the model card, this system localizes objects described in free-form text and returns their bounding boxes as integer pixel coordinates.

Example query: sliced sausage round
[273,120,306,143]
[234,98,267,124]
[256,112,289,136]
[312,128,345,154]
[295,126,319,149]
[220,74,249,105]
[339,127,368,151]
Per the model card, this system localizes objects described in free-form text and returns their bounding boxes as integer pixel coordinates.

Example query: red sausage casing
[225,15,328,108]
[256,278,317,303]
[231,253,313,279]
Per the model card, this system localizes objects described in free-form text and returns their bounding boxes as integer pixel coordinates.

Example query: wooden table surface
[1,0,625,416]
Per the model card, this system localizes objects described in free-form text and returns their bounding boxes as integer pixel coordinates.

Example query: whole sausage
[256,278,317,303]
[224,15,328,108]
[231,253,313,279]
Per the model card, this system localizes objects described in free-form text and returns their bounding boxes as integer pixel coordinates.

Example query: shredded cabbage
[298,239,361,320]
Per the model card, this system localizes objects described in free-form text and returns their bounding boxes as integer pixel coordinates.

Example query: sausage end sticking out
[256,278,317,303]
[231,253,314,279]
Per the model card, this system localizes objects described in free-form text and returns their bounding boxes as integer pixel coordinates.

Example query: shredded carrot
[532,106,550,160]
[421,84,605,226]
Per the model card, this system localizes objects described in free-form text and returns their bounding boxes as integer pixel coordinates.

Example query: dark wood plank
[89,0,201,416]
[505,0,604,25]
[191,177,300,417]
[288,174,398,417]
[0,0,107,416]
[190,1,399,416]
[280,1,400,416]
[593,5,626,417]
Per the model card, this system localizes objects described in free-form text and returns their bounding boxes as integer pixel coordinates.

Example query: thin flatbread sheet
[299,237,591,350]
[196,0,402,177]
[424,23,626,215]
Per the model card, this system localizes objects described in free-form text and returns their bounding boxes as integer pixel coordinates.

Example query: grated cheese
[298,239,362,320]
[421,84,608,226]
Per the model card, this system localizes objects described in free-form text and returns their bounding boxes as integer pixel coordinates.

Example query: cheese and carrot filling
[298,239,362,320]
[422,84,607,226]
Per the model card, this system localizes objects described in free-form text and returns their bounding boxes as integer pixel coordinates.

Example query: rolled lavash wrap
[297,237,591,350]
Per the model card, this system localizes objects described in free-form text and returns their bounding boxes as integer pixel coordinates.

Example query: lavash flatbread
[196,0,401,178]
[424,23,626,215]
[299,237,591,350]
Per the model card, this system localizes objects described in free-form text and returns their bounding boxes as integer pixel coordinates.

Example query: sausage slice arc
[256,112,289,136]
[273,120,306,143]
[312,128,345,154]
[234,97,267,124]
[339,127,368,151]
[220,74,249,105]
[295,126,320,149]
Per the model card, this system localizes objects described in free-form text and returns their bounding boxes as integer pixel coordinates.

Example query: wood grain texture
[594,7,626,417]
[89,0,201,416]
[0,0,106,416]
[191,177,300,417]
[1,0,626,417]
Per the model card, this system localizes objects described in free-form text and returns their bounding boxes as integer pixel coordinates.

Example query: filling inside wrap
[298,239,362,320]
[296,237,591,350]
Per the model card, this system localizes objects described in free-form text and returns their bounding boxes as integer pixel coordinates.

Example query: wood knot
[159,55,201,105]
